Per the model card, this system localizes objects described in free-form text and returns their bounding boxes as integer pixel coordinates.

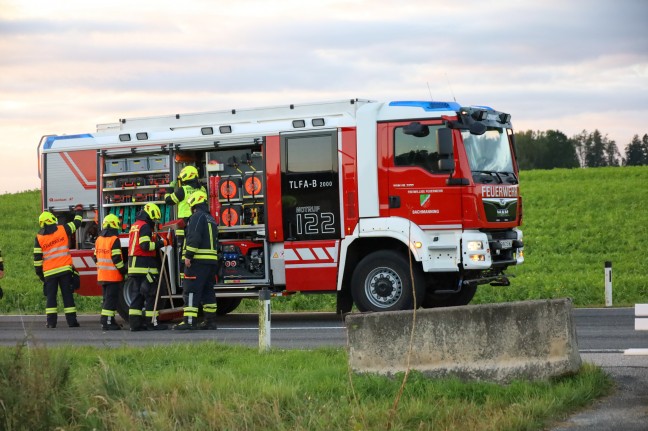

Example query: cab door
[280,130,341,292]
[378,121,462,227]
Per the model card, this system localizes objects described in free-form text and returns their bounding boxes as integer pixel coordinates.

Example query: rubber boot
[173,316,198,331]
[129,315,147,332]
[145,316,168,331]
[66,312,80,328]
[46,314,57,329]
[101,315,121,331]
[198,313,218,330]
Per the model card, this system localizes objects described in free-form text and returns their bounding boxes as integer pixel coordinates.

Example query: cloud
[0,0,647,193]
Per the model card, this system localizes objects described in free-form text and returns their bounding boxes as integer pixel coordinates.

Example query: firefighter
[34,207,83,328]
[94,214,126,330]
[174,189,219,330]
[127,203,169,331]
[0,245,5,300]
[164,165,206,284]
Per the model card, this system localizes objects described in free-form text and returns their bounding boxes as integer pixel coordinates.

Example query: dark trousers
[183,262,218,323]
[184,262,217,304]
[101,282,121,325]
[44,272,77,326]
[128,275,158,314]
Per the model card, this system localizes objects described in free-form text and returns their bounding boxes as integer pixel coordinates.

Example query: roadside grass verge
[0,342,611,431]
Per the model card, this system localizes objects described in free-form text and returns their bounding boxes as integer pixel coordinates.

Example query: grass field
[0,166,648,313]
[0,342,611,431]
[1,166,646,313]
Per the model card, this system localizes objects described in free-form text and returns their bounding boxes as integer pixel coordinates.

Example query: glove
[156,236,168,248]
[169,180,177,188]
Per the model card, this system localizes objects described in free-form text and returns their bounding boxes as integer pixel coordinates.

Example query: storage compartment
[126,157,149,172]
[220,203,242,227]
[243,172,264,198]
[105,159,126,174]
[242,203,264,226]
[219,176,242,201]
[148,155,169,171]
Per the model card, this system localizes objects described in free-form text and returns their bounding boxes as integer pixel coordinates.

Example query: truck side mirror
[403,121,429,137]
[437,128,455,171]
[438,128,454,155]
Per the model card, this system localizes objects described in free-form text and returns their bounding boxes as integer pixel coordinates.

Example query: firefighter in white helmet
[174,190,219,330]
[94,214,126,330]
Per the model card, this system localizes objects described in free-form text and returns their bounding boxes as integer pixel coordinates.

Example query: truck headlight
[467,240,483,251]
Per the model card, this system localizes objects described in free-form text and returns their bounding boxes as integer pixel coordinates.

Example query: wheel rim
[364,266,403,309]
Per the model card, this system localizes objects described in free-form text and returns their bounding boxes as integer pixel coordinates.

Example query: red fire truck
[38,99,523,319]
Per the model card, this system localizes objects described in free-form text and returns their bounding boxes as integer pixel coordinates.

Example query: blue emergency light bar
[389,101,462,112]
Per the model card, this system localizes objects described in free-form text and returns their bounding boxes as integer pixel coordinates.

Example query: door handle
[388,196,400,208]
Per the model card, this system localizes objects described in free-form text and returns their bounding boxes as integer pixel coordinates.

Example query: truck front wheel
[351,251,425,312]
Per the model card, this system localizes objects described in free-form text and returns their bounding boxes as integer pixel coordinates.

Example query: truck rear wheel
[117,277,137,322]
[117,276,180,322]
[216,297,242,315]
[351,250,425,312]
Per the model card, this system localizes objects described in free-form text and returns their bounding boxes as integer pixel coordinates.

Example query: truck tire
[351,250,425,312]
[116,277,138,322]
[216,297,242,315]
[116,276,181,322]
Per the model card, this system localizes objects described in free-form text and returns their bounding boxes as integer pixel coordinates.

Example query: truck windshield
[462,128,517,184]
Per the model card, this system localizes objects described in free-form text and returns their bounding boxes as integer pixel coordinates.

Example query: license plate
[500,239,513,249]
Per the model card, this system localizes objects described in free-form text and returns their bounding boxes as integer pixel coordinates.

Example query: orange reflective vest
[37,225,72,278]
[95,236,124,282]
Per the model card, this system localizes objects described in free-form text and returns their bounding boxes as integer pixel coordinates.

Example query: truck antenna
[426,82,433,101]
[445,73,457,102]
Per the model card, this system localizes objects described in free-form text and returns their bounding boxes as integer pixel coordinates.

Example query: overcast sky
[1,0,646,194]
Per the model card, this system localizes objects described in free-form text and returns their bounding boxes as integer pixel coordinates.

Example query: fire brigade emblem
[420,194,431,208]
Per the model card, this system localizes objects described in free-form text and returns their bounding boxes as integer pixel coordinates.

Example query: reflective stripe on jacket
[182,208,219,264]
[128,219,159,276]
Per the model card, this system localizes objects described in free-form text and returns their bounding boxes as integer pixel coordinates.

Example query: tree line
[514,130,648,170]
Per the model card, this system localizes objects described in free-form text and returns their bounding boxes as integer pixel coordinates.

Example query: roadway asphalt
[548,353,648,431]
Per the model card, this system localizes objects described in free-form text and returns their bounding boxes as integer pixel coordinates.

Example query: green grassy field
[1,166,646,313]
[0,342,611,431]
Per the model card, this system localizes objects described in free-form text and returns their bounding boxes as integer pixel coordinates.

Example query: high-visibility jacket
[127,218,159,277]
[34,212,82,280]
[95,235,124,283]
[36,225,73,278]
[165,183,206,233]
[182,206,218,264]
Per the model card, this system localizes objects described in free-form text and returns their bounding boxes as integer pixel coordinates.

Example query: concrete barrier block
[345,299,581,383]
